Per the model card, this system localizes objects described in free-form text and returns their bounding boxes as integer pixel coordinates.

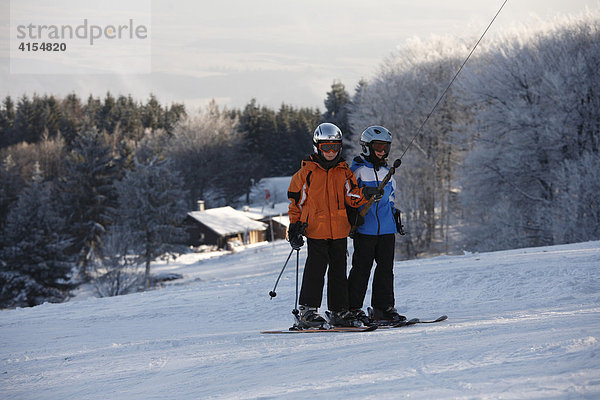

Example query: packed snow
[1,239,599,399]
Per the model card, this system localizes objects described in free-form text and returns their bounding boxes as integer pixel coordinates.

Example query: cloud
[2,0,598,110]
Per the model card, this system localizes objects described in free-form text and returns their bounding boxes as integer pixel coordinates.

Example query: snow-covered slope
[2,240,599,399]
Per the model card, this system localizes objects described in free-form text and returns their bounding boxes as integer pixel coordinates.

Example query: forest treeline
[1,13,598,307]
[0,93,325,307]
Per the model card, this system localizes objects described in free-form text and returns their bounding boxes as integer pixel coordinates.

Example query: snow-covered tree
[457,14,600,250]
[551,153,600,243]
[0,164,73,308]
[91,225,142,297]
[114,156,188,289]
[59,129,119,275]
[349,35,471,257]
[168,100,244,207]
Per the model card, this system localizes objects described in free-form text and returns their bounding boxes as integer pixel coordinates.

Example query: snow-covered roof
[271,214,290,228]
[188,206,267,236]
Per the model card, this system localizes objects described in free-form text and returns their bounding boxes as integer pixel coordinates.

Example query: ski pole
[292,248,300,320]
[295,249,300,311]
[268,247,295,298]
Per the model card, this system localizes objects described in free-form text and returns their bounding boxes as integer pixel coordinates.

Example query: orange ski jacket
[287,156,368,240]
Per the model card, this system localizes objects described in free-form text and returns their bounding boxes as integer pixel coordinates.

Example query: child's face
[374,149,386,160]
[323,150,338,161]
[318,142,341,161]
[371,141,390,160]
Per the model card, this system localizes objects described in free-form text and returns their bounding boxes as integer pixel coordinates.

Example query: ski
[365,307,447,328]
[418,315,449,323]
[370,317,419,327]
[261,325,378,334]
[373,315,448,329]
[260,316,446,333]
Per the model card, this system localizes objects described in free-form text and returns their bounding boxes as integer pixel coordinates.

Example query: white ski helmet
[360,125,392,157]
[313,122,342,154]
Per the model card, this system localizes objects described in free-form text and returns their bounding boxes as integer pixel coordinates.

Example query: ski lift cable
[399,0,509,159]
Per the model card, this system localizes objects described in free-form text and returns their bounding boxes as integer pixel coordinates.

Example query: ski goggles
[318,142,342,153]
[371,141,391,153]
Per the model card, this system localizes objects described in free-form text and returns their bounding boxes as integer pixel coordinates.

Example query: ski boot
[349,308,372,326]
[294,305,329,330]
[370,306,406,325]
[326,310,362,327]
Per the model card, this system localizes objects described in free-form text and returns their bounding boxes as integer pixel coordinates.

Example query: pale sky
[1,0,598,111]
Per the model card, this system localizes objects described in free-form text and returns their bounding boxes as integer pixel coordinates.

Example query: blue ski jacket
[350,155,397,235]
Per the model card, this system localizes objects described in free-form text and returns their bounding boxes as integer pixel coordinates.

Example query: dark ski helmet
[360,125,392,158]
[313,122,343,155]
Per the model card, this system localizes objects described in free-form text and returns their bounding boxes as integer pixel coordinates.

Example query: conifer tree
[0,163,73,308]
[114,156,188,289]
[0,155,23,228]
[323,80,351,140]
[58,94,84,147]
[142,94,163,132]
[164,103,187,134]
[0,96,16,148]
[12,95,36,144]
[239,99,278,179]
[59,129,118,275]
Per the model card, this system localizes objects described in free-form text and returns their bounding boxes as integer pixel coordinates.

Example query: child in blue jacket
[348,126,406,324]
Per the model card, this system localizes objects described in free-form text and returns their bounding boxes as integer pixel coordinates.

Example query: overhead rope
[399,0,509,159]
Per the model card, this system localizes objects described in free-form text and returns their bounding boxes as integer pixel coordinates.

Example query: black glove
[288,221,307,249]
[393,209,406,235]
[349,213,365,239]
[363,186,383,202]
[346,206,364,227]
[355,213,365,227]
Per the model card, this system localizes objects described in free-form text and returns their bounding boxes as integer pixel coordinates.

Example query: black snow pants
[299,237,349,312]
[348,233,395,310]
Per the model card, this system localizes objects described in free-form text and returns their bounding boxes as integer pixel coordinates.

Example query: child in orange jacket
[287,123,382,328]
